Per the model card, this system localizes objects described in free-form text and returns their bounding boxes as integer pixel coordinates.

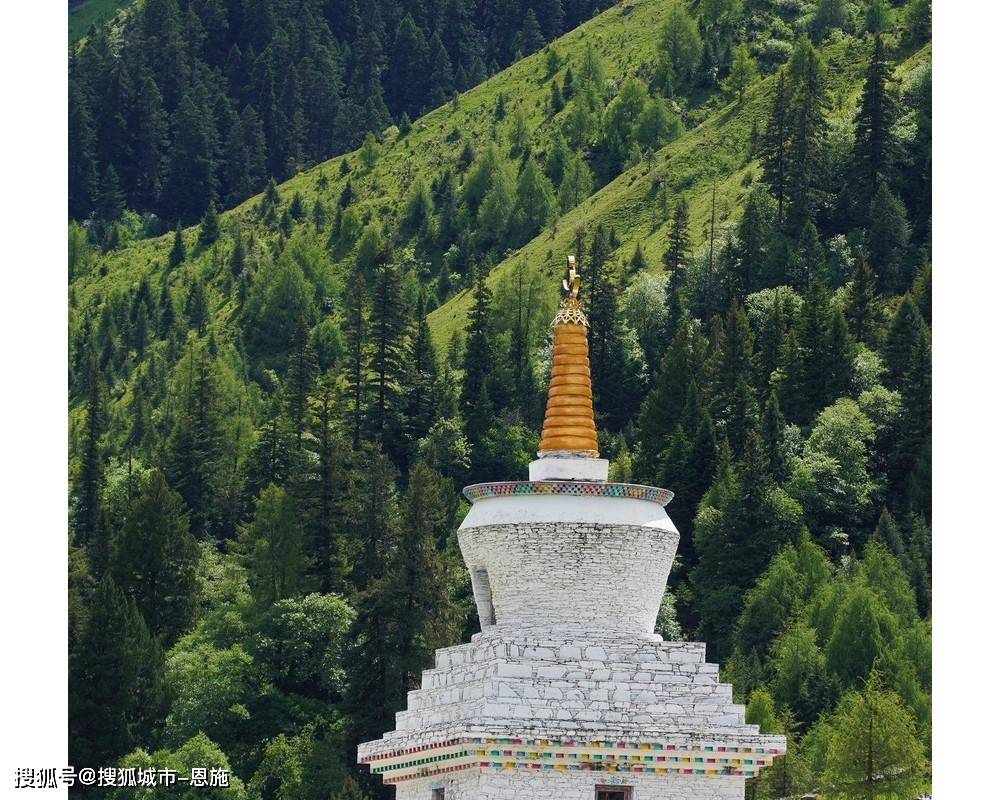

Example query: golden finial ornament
[538,256,600,457]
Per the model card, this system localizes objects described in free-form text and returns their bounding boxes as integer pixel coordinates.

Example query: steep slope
[71,0,686,323]
[427,39,931,345]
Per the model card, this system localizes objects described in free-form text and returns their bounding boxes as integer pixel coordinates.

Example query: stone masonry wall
[394,768,746,800]
[458,522,679,635]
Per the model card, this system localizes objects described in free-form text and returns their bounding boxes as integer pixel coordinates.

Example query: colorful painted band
[462,481,674,506]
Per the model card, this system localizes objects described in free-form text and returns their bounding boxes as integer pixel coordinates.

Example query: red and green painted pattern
[462,481,674,506]
[362,736,783,785]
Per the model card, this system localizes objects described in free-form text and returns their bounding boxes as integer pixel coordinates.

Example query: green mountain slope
[428,39,931,345]
[71,0,698,338]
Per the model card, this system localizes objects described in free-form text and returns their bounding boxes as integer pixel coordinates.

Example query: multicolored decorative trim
[462,481,674,506]
[362,736,783,785]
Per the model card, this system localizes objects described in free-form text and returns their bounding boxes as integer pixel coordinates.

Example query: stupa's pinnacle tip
[538,256,600,458]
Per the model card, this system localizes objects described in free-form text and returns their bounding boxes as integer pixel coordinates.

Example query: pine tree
[185,277,209,336]
[883,294,928,386]
[795,219,827,290]
[461,263,495,446]
[386,464,461,690]
[664,195,691,275]
[868,177,911,294]
[365,265,409,465]
[782,281,835,424]
[197,199,221,248]
[786,40,828,232]
[344,274,367,449]
[845,254,880,346]
[169,223,186,268]
[230,233,246,278]
[69,576,162,767]
[516,10,545,56]
[557,151,594,211]
[405,294,440,452]
[823,676,927,798]
[96,165,126,223]
[72,356,105,546]
[513,158,557,241]
[635,321,708,481]
[165,347,224,537]
[852,35,899,206]
[110,470,199,644]
[761,70,792,225]
[69,79,98,219]
[238,484,312,606]
[722,44,758,102]
[285,317,318,445]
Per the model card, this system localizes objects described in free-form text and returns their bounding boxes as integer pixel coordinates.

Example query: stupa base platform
[358,629,784,798]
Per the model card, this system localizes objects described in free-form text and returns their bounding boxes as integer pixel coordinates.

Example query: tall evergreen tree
[365,264,409,463]
[785,40,828,232]
[344,274,367,450]
[852,35,899,207]
[110,470,199,644]
[761,70,792,225]
[845,254,880,346]
[285,317,318,445]
[461,263,495,445]
[69,576,163,767]
[72,356,105,546]
[868,177,911,294]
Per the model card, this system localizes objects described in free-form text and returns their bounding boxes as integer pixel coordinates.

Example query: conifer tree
[198,200,221,248]
[845,254,880,346]
[344,274,367,449]
[169,223,187,268]
[516,10,545,56]
[96,165,127,223]
[512,158,556,241]
[387,464,461,690]
[165,348,224,537]
[69,577,163,767]
[461,263,495,445]
[110,470,199,644]
[557,151,594,211]
[365,264,409,463]
[664,195,691,275]
[69,80,98,219]
[230,233,246,278]
[852,35,899,205]
[782,281,835,424]
[635,321,708,481]
[405,294,440,452]
[883,294,928,386]
[238,484,311,606]
[722,44,758,102]
[868,177,911,294]
[185,278,209,336]
[761,70,792,225]
[786,39,828,232]
[823,676,927,799]
[285,317,318,445]
[73,356,105,546]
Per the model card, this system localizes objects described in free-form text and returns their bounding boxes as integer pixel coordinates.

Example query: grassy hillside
[71,0,930,360]
[427,38,931,345]
[68,0,132,43]
[71,0,698,340]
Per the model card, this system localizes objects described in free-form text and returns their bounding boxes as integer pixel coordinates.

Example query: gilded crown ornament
[538,255,599,457]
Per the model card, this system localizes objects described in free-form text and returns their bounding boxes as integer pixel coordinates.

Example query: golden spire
[538,256,600,457]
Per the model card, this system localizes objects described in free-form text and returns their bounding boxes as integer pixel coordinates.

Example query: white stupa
[359,258,785,799]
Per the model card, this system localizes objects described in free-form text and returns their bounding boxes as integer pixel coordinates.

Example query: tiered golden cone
[538,258,600,457]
